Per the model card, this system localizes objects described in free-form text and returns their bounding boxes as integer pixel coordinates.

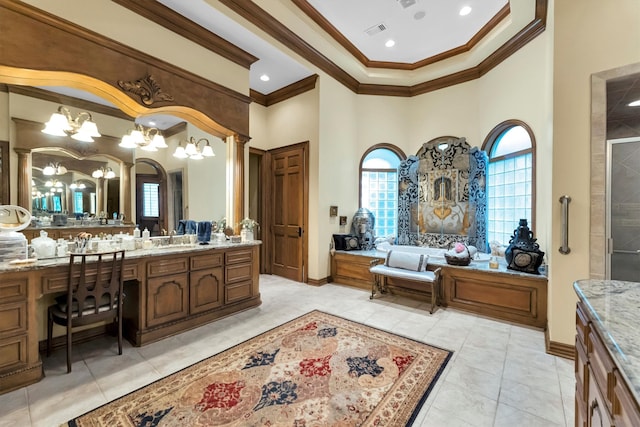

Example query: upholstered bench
[369,250,442,313]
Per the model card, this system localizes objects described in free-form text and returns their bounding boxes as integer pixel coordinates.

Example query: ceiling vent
[364,23,387,36]
[397,0,418,9]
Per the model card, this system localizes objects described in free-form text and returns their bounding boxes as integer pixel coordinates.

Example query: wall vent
[364,23,387,36]
[397,0,417,9]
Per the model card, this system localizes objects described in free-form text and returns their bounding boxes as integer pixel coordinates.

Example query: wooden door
[270,144,307,282]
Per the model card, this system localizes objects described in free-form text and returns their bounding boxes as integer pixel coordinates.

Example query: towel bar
[559,195,571,254]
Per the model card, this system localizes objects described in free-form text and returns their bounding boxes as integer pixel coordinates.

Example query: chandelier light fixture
[42,162,68,176]
[173,136,215,160]
[92,167,116,179]
[69,182,86,190]
[119,124,167,151]
[41,106,101,142]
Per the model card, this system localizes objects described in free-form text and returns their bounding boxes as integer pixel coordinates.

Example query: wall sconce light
[119,124,167,151]
[42,162,68,176]
[173,136,215,160]
[41,106,101,142]
[92,167,116,179]
[69,182,86,190]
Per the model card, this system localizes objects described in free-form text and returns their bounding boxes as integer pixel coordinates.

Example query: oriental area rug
[65,310,452,427]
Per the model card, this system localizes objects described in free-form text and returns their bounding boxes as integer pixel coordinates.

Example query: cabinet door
[190,267,223,315]
[614,370,640,427]
[588,369,614,427]
[146,273,189,328]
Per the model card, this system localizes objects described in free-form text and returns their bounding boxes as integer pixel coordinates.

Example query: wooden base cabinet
[575,301,640,427]
[127,245,260,346]
[330,251,548,328]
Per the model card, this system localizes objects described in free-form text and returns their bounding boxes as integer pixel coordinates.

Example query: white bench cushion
[385,250,428,272]
[370,264,436,283]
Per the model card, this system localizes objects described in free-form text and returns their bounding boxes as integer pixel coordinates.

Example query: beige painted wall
[550,0,640,345]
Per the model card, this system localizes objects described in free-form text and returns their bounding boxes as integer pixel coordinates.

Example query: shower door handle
[612,249,640,254]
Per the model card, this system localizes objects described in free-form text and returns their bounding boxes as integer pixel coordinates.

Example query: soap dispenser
[142,227,150,240]
[133,224,141,238]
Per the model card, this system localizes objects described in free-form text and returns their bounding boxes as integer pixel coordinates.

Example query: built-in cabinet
[126,245,260,346]
[331,251,547,329]
[0,243,260,395]
[575,301,640,427]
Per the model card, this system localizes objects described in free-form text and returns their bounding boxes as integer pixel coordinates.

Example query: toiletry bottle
[133,225,141,238]
[142,227,150,240]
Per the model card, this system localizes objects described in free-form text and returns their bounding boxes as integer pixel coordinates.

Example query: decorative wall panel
[397,137,488,250]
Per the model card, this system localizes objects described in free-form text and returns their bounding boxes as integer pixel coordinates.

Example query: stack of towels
[177,220,197,235]
[197,221,212,244]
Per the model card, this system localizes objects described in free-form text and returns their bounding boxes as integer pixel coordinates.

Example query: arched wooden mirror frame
[0,0,252,225]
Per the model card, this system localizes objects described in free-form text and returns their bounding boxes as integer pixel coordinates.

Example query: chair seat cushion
[370,264,436,283]
[53,294,120,318]
[384,250,428,272]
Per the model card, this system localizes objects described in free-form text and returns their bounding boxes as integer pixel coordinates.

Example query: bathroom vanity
[0,241,261,395]
[574,280,640,427]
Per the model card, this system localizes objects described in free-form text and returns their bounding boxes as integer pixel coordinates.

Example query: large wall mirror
[590,62,640,280]
[6,85,229,235]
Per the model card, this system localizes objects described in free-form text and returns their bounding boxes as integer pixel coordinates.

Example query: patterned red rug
[66,310,452,426]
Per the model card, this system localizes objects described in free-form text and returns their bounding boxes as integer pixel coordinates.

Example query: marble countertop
[574,279,640,403]
[333,249,548,280]
[0,240,261,273]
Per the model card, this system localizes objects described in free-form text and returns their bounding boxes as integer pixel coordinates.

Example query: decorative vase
[240,229,254,242]
[504,219,545,274]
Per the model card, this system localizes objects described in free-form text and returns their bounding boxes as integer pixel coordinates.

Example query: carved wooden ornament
[117,74,174,106]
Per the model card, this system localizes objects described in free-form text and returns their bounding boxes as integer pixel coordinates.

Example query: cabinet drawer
[614,370,640,427]
[0,335,27,372]
[589,329,616,411]
[0,302,27,338]
[42,262,139,293]
[225,249,252,265]
[191,252,223,270]
[575,336,589,404]
[225,281,252,304]
[225,263,252,284]
[0,277,27,302]
[147,257,188,278]
[576,302,589,345]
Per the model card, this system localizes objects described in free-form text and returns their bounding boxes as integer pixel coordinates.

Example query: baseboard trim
[38,325,111,354]
[307,277,328,286]
[545,328,575,360]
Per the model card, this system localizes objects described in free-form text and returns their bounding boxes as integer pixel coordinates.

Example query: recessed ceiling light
[260,74,270,82]
[629,99,640,107]
[459,6,472,16]
[385,39,396,48]
[414,10,426,20]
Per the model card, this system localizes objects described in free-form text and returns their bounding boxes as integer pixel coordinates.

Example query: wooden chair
[47,250,125,373]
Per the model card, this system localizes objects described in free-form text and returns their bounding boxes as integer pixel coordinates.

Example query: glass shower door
[607,137,640,281]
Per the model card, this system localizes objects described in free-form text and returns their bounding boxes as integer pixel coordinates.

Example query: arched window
[359,144,406,238]
[482,121,536,246]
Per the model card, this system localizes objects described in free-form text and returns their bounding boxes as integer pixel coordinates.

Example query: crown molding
[111,0,258,70]
[251,74,318,107]
[291,1,511,71]
[220,0,547,97]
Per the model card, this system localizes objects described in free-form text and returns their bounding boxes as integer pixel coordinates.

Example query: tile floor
[0,274,575,427]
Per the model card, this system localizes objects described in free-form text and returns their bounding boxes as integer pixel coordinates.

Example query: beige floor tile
[0,274,574,426]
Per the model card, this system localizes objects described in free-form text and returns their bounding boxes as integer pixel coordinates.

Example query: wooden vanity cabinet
[130,245,260,346]
[0,273,39,393]
[575,301,640,427]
